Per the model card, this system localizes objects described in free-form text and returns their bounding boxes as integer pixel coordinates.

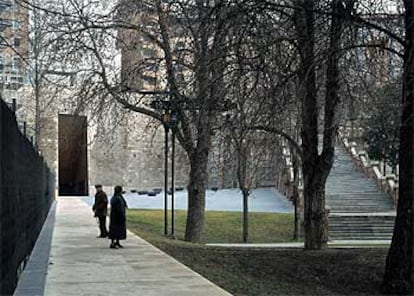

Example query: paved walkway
[16,197,231,296]
[206,240,391,249]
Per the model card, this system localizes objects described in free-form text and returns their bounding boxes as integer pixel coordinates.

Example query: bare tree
[381,1,413,293]
[336,1,412,291]
[267,0,346,249]
[225,68,281,242]
[21,0,254,242]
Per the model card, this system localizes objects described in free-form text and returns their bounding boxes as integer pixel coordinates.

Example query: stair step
[331,223,394,225]
[330,237,393,240]
[330,232,393,235]
[321,142,395,240]
[330,224,394,227]
[331,235,393,237]
[330,228,394,232]
[329,209,393,212]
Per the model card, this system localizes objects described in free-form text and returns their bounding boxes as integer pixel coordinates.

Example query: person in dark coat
[92,184,108,238]
[109,185,128,249]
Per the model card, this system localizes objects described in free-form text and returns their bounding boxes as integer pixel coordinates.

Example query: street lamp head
[163,111,171,124]
[170,111,179,125]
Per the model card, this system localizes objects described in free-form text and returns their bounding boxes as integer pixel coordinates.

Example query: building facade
[0,0,31,132]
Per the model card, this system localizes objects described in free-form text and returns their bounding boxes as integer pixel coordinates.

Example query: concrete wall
[88,113,189,192]
[37,100,279,195]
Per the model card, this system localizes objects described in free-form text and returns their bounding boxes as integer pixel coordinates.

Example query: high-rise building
[0,0,29,102]
[0,0,32,142]
[113,1,279,190]
[88,0,191,190]
[116,1,166,93]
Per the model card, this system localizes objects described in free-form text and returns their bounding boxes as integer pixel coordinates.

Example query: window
[175,41,186,51]
[0,19,12,30]
[11,76,23,83]
[142,47,156,57]
[0,38,6,48]
[141,74,156,85]
[144,62,157,71]
[0,55,4,72]
[14,38,20,47]
[12,20,21,30]
[173,64,184,73]
[12,56,21,71]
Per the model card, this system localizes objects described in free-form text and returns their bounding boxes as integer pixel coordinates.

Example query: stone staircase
[326,143,396,241]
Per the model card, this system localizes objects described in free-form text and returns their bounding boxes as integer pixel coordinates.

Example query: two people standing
[93,185,128,249]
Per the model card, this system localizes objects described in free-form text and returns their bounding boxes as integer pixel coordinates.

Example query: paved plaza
[14,197,231,296]
[82,187,294,213]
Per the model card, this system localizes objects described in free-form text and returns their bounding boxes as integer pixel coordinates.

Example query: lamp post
[150,98,181,238]
[161,109,180,237]
[162,111,170,236]
[169,110,179,237]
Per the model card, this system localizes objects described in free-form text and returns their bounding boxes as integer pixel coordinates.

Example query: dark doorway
[58,114,88,196]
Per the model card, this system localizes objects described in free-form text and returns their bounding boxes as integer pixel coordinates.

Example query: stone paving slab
[34,197,230,296]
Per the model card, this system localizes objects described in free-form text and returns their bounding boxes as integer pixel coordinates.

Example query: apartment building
[0,0,29,103]
[86,1,190,190]
[111,1,281,191]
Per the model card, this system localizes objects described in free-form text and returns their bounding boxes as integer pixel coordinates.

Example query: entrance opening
[58,114,88,196]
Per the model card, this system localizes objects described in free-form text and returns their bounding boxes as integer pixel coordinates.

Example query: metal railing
[0,98,55,295]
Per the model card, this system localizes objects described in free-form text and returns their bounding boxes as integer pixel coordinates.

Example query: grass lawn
[127,210,388,296]
[127,209,296,243]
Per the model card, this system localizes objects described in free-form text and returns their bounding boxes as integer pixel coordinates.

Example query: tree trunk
[294,0,342,249]
[382,1,414,293]
[303,170,329,249]
[235,142,249,243]
[34,72,41,150]
[293,198,299,240]
[292,149,301,240]
[184,110,211,242]
[294,0,325,249]
[242,189,249,243]
[185,149,209,242]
